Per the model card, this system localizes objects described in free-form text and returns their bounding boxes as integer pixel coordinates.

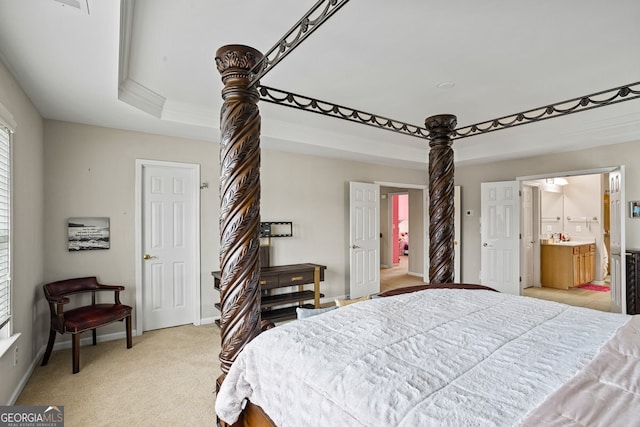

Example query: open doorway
[379,184,426,292]
[520,171,615,312]
[391,193,409,269]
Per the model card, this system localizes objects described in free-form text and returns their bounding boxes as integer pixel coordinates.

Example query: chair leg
[92,328,97,345]
[125,315,132,349]
[41,330,57,366]
[72,333,80,374]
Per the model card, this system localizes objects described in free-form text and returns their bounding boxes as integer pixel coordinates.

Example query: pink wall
[392,194,399,263]
[398,193,408,221]
[392,193,409,264]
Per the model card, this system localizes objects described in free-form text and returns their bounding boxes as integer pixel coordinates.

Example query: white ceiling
[0,0,639,169]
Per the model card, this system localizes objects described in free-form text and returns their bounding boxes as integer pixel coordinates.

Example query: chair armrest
[44,297,69,332]
[45,295,70,304]
[96,284,125,291]
[95,284,126,305]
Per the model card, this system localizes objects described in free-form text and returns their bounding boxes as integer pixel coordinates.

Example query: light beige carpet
[380,256,424,292]
[17,324,221,427]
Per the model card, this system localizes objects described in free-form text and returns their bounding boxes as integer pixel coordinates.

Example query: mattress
[216,288,633,426]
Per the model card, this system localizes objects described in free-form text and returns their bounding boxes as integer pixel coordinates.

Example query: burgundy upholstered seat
[62,304,132,333]
[41,276,132,373]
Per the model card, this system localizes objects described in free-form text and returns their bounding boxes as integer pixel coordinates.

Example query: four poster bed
[212,2,640,426]
[217,286,640,426]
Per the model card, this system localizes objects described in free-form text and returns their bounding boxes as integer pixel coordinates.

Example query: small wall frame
[68,217,110,251]
[259,221,293,238]
[630,201,640,218]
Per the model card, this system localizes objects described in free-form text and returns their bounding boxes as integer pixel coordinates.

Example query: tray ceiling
[0,0,639,168]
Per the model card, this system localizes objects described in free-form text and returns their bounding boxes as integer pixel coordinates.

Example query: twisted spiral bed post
[215,45,264,394]
[425,114,457,284]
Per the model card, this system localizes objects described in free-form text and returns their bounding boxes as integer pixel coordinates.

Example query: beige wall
[43,120,429,331]
[4,53,640,405]
[260,150,427,295]
[562,174,605,280]
[456,140,640,283]
[0,61,45,404]
[43,121,220,330]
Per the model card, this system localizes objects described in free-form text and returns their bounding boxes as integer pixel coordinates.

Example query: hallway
[380,256,424,293]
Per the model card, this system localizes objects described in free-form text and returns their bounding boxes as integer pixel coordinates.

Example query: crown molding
[0,101,17,132]
[560,111,640,138]
[161,100,217,128]
[117,0,165,118]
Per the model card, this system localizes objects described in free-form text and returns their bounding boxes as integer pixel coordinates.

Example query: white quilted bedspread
[215,289,630,426]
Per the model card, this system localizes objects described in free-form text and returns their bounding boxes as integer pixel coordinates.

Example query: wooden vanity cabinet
[541,243,595,290]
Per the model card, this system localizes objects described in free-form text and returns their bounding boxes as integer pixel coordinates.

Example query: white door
[141,163,199,330]
[454,186,461,282]
[521,185,535,290]
[609,168,626,313]
[480,181,520,295]
[350,182,380,298]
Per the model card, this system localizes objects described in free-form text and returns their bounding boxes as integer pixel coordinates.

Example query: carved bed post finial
[425,114,457,284]
[215,45,264,393]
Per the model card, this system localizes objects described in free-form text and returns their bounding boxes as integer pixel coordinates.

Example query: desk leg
[314,266,320,308]
[298,284,304,306]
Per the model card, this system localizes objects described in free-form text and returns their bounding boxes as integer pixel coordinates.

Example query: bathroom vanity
[540,241,595,289]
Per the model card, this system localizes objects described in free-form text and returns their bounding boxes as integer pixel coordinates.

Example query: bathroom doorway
[520,170,616,312]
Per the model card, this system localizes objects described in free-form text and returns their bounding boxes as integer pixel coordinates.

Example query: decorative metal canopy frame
[259,85,431,140]
[214,2,640,417]
[249,0,351,87]
[259,81,640,142]
[453,82,640,140]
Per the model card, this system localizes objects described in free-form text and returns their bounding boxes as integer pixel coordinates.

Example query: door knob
[143,254,157,260]
[483,242,489,247]
[351,245,360,249]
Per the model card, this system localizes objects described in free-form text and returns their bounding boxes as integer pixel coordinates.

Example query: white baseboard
[326,294,348,302]
[199,316,218,325]
[8,345,45,405]
[52,329,138,352]
[408,271,425,279]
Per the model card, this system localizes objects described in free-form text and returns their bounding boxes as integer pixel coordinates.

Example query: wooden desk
[213,263,326,323]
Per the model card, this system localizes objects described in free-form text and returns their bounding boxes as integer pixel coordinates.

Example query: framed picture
[68,217,110,251]
[630,201,640,218]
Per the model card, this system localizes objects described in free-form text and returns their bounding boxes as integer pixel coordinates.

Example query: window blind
[0,124,10,331]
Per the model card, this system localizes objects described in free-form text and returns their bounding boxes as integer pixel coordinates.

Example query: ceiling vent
[53,0,90,14]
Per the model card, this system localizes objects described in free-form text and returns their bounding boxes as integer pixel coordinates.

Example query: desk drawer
[280,270,315,286]
[259,274,280,290]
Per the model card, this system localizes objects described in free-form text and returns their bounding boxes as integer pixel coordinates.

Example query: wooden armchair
[41,276,133,373]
